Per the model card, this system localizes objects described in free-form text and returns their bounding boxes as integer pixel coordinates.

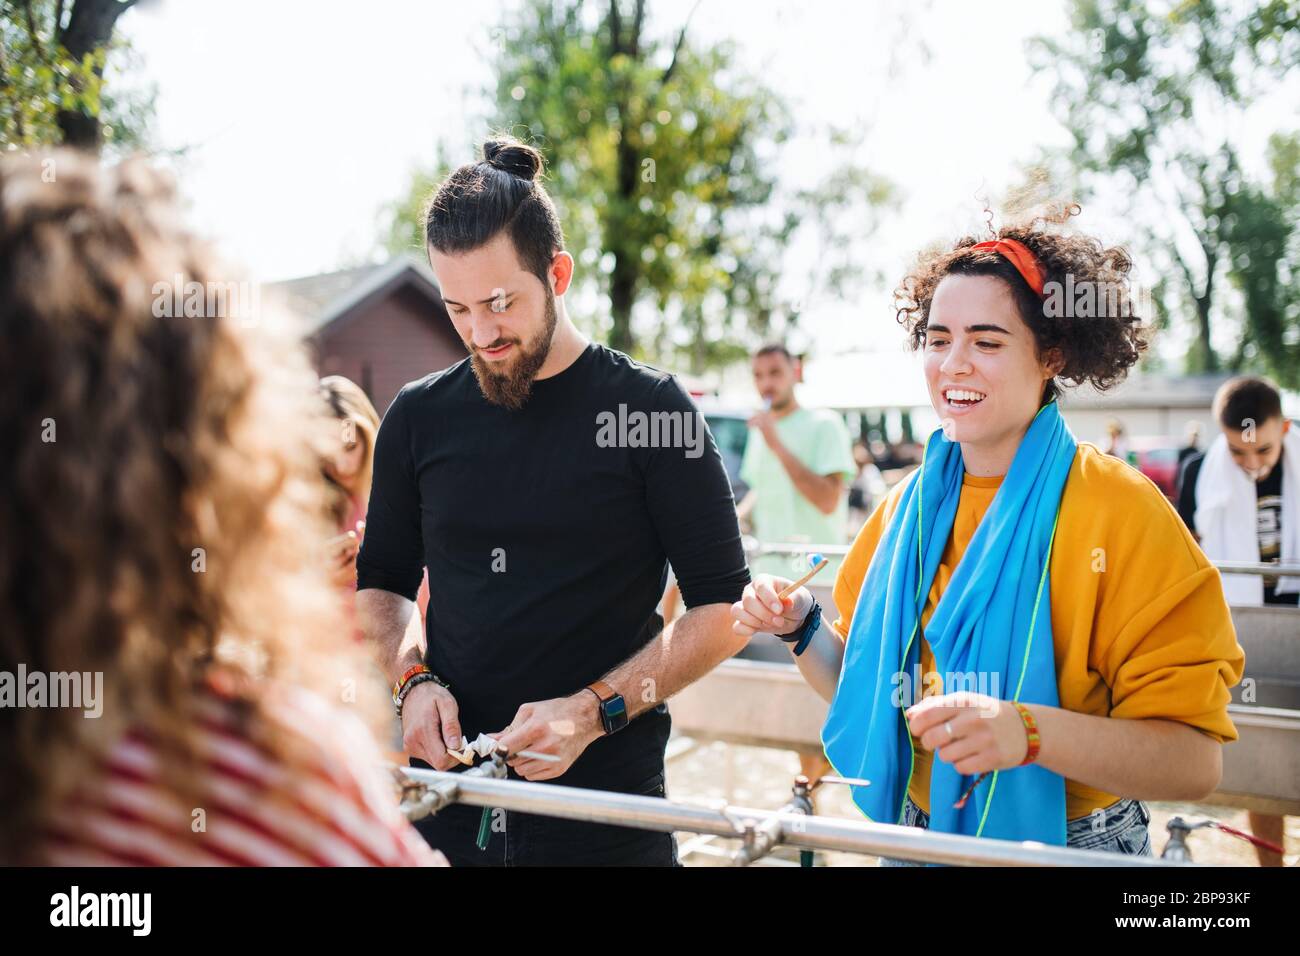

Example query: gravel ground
[664,737,1296,867]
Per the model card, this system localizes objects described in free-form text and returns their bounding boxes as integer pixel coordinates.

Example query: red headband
[971,238,1046,297]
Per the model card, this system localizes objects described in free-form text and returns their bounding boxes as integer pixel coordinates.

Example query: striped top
[38,684,444,867]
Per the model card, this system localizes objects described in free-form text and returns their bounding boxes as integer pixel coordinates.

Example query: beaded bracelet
[1012,701,1041,766]
[392,663,431,704]
[394,672,440,718]
[952,701,1044,810]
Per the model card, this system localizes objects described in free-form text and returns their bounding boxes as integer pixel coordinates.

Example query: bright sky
[119,0,1290,360]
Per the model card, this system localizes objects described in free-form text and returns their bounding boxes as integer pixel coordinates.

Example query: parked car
[692,398,752,502]
[1122,437,1182,499]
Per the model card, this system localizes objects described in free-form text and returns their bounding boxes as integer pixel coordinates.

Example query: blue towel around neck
[822,400,1078,845]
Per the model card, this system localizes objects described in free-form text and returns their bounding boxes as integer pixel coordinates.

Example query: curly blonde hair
[894,204,1149,402]
[0,151,385,861]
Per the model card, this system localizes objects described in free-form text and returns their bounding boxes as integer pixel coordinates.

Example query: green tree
[1030,0,1300,383]
[1222,131,1300,382]
[384,0,895,371]
[379,153,451,260]
[491,0,791,363]
[1,0,152,151]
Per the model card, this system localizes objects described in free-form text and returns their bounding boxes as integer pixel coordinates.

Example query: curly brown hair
[894,205,1149,402]
[0,151,385,862]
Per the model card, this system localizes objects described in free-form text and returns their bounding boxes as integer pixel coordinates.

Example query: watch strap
[778,599,818,643]
[778,599,822,657]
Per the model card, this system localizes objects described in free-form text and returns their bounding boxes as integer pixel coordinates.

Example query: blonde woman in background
[320,375,431,629]
[320,375,381,589]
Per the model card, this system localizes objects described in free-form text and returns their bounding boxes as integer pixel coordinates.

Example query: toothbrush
[778,552,828,600]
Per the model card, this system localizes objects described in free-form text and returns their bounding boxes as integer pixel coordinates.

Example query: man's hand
[747,409,781,448]
[904,692,1030,776]
[731,573,813,638]
[401,681,464,771]
[491,693,603,781]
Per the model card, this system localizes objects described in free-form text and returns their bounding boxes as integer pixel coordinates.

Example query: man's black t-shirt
[1177,451,1297,606]
[357,343,750,787]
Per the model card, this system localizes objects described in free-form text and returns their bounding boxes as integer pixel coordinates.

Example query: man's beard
[469,291,558,411]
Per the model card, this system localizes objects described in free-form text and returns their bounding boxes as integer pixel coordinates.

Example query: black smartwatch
[585,680,629,735]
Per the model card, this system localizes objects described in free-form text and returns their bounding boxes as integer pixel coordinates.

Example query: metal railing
[1214,560,1300,577]
[395,760,1185,867]
[741,536,1300,579]
[390,540,1291,865]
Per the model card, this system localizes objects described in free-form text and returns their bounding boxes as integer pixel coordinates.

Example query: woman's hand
[731,574,813,639]
[905,692,1030,775]
[328,531,360,588]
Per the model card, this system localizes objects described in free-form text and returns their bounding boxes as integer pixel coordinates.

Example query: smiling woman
[731,203,1245,862]
[896,208,1146,478]
[896,207,1146,396]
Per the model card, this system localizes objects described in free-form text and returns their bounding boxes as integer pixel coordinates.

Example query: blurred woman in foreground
[0,151,443,865]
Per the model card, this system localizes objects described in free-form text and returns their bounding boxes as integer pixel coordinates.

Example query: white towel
[1195,426,1300,604]
[464,733,501,758]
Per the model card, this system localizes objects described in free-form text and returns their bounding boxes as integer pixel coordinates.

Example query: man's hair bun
[482,139,543,181]
[427,137,563,286]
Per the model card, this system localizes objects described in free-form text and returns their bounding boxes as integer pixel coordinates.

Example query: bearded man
[356,138,751,866]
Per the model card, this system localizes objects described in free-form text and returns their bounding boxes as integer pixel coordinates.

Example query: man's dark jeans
[410,764,680,866]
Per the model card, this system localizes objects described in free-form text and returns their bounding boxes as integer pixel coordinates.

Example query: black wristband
[778,599,820,644]
[774,598,816,658]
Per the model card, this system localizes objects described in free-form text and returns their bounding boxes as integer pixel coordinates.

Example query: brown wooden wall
[311,283,467,414]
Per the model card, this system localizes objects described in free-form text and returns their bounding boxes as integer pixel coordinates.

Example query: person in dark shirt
[1176,420,1202,470]
[355,138,750,866]
[1175,376,1298,868]
[1176,377,1298,607]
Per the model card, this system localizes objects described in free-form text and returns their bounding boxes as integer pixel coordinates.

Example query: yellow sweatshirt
[830,442,1245,821]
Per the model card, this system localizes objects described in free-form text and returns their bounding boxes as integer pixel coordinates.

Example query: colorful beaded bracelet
[394,672,440,718]
[391,663,432,705]
[1012,701,1041,766]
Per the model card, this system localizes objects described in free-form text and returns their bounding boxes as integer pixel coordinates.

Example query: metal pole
[395,756,507,822]
[397,766,1183,867]
[743,537,850,558]
[727,774,815,868]
[744,538,1300,578]
[1212,560,1300,577]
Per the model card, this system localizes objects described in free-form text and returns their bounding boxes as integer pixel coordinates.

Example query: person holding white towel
[1177,376,1299,608]
[1177,376,1296,866]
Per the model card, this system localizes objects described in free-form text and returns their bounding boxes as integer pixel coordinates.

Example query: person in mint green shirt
[739,344,856,581]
